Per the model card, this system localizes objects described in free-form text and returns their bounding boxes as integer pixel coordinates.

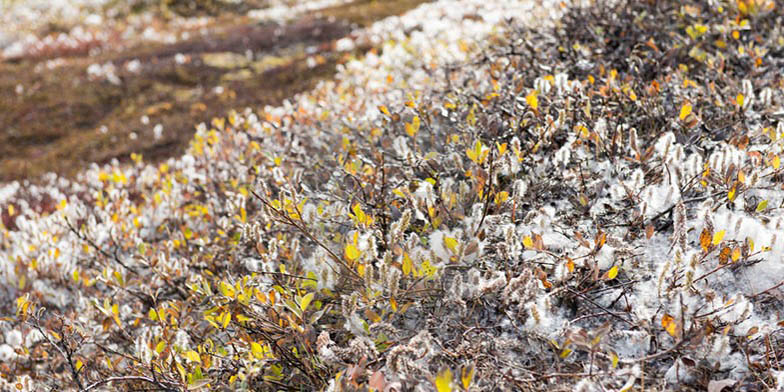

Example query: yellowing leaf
[712,230,726,245]
[435,368,453,392]
[661,314,679,338]
[251,342,265,359]
[155,340,166,354]
[405,116,421,137]
[772,155,781,170]
[461,366,475,389]
[731,247,741,262]
[402,252,413,276]
[526,91,539,111]
[728,185,737,202]
[185,350,201,363]
[378,105,391,116]
[345,244,361,261]
[756,199,768,212]
[494,191,509,205]
[444,237,459,254]
[220,311,231,329]
[605,265,619,280]
[699,228,712,252]
[300,292,314,313]
[737,93,745,108]
[679,102,692,121]
[75,360,83,372]
[523,236,534,249]
[466,140,486,164]
[566,258,575,273]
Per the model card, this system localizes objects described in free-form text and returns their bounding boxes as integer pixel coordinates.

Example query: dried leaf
[707,379,737,392]
[719,247,731,264]
[369,371,386,391]
[699,228,712,252]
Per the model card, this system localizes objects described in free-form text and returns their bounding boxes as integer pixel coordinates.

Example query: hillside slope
[2,0,784,391]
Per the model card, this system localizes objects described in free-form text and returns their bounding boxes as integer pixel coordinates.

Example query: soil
[0,0,429,182]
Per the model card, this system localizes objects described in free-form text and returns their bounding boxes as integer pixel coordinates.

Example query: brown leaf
[533,233,545,251]
[718,247,731,265]
[645,224,655,239]
[368,370,386,391]
[707,379,736,392]
[575,231,591,248]
[594,231,607,252]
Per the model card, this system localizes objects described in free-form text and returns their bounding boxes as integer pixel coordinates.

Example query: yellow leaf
[523,236,534,249]
[461,366,474,389]
[221,312,231,329]
[737,93,745,108]
[526,91,539,111]
[345,244,361,261]
[772,155,781,170]
[444,237,459,254]
[679,102,692,121]
[661,314,679,338]
[605,265,619,280]
[185,350,201,363]
[378,105,391,117]
[731,247,741,262]
[756,200,768,212]
[300,292,314,313]
[566,258,575,273]
[219,281,235,298]
[466,140,484,164]
[402,252,413,276]
[405,116,421,137]
[494,191,509,205]
[712,230,726,245]
[728,185,737,202]
[435,368,453,392]
[497,142,507,156]
[155,340,166,354]
[7,204,14,216]
[251,342,264,359]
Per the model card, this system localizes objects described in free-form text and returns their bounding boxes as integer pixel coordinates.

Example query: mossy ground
[0,0,430,182]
